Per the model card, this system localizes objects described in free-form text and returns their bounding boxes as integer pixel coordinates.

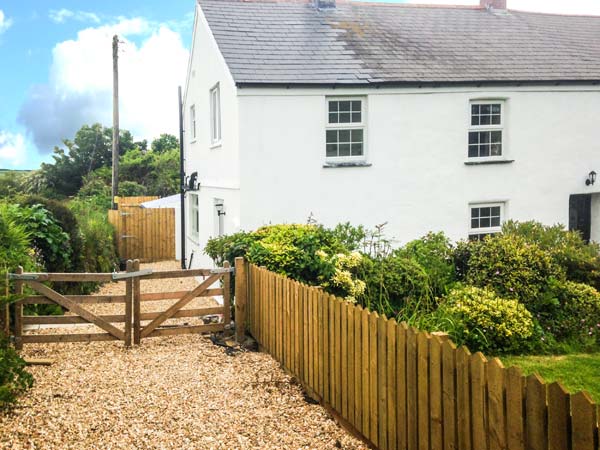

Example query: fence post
[223,261,231,329]
[124,260,133,347]
[234,257,248,343]
[14,266,24,350]
[1,272,9,337]
[133,259,141,345]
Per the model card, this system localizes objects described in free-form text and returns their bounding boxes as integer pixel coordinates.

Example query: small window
[468,101,504,158]
[469,203,503,240]
[325,98,365,160]
[190,105,196,141]
[189,194,199,239]
[210,84,221,145]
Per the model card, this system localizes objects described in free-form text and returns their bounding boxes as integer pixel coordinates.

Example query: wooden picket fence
[244,263,600,450]
[108,196,176,262]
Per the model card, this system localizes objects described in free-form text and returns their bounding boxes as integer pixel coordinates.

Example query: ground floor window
[189,194,199,239]
[469,203,503,240]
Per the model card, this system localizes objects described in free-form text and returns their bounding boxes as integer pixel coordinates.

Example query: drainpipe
[178,86,187,270]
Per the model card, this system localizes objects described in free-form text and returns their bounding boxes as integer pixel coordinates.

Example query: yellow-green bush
[442,285,534,354]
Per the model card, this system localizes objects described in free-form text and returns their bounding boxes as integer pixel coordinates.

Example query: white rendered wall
[238,86,600,245]
[183,6,241,268]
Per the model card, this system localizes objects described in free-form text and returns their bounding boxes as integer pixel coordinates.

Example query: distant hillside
[0,169,32,176]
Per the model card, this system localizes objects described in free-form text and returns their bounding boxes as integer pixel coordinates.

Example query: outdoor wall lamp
[586,171,597,186]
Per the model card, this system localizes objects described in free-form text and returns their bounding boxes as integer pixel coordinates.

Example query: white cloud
[49,8,101,24]
[18,17,189,152]
[0,132,26,167]
[0,9,13,34]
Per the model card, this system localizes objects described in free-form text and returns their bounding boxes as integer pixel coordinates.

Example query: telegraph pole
[111,35,120,210]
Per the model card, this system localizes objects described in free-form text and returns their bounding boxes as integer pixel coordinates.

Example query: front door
[569,194,592,242]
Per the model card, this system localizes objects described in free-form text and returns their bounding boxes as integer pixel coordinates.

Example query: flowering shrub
[318,251,366,302]
[539,280,600,345]
[465,234,563,307]
[442,285,534,354]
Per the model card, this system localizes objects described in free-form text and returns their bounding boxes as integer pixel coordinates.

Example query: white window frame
[325,96,366,163]
[468,100,505,160]
[210,83,221,146]
[189,193,199,242]
[190,104,196,141]
[469,202,504,240]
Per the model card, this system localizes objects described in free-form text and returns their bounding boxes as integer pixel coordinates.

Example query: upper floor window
[469,203,503,240]
[468,101,503,158]
[326,98,365,160]
[190,105,196,141]
[210,83,221,145]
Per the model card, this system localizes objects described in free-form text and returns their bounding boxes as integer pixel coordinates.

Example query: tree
[151,134,179,154]
[31,124,140,198]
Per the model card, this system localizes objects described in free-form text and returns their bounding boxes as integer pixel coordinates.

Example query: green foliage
[31,124,137,198]
[151,133,179,154]
[361,253,433,317]
[441,285,535,354]
[395,232,456,299]
[0,336,34,410]
[330,222,367,251]
[539,280,600,346]
[0,171,27,200]
[68,198,118,276]
[0,204,36,274]
[465,234,562,307]
[4,204,72,273]
[118,181,148,197]
[503,220,600,289]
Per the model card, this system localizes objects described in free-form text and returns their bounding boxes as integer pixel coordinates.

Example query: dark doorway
[569,194,592,242]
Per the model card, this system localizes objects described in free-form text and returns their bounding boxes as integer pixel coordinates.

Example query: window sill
[210,141,222,150]
[187,236,200,246]
[323,161,372,169]
[464,159,514,166]
[189,139,197,144]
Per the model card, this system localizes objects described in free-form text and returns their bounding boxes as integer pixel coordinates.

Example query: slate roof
[198,0,600,86]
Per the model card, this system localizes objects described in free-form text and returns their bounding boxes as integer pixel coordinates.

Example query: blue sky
[0,0,599,170]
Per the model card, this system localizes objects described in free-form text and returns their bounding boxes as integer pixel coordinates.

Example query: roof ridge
[509,8,600,19]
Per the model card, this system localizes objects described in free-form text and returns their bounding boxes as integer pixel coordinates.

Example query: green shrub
[465,234,563,307]
[19,195,83,271]
[4,204,72,273]
[503,220,600,289]
[395,232,456,298]
[0,336,33,410]
[69,198,118,275]
[441,285,534,354]
[118,180,148,197]
[205,231,260,267]
[539,280,600,345]
[361,253,433,317]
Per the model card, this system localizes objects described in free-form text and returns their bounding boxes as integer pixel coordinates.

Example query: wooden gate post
[133,259,141,345]
[223,261,231,328]
[14,266,24,350]
[234,257,248,343]
[1,272,9,337]
[124,260,133,347]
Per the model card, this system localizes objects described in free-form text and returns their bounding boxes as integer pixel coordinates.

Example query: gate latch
[210,267,235,274]
[8,273,43,281]
[112,269,154,280]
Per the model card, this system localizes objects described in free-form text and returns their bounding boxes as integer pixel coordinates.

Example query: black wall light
[586,171,597,186]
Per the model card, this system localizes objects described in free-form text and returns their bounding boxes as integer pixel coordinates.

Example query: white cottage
[182,0,600,268]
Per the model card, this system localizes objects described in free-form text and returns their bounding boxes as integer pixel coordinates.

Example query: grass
[502,353,600,403]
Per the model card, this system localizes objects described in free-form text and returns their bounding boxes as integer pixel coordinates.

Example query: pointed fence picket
[242,262,600,450]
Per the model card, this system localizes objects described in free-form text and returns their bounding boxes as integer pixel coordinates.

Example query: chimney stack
[313,0,335,9]
[480,0,506,10]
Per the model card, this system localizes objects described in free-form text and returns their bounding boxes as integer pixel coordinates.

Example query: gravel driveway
[0,262,367,450]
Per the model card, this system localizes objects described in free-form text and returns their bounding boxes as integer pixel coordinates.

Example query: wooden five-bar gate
[8,261,232,349]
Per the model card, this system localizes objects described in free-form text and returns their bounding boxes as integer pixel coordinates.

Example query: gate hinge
[112,269,154,280]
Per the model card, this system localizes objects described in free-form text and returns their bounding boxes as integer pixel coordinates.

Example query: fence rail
[244,263,600,450]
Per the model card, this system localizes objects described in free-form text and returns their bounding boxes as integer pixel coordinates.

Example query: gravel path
[0,262,367,450]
